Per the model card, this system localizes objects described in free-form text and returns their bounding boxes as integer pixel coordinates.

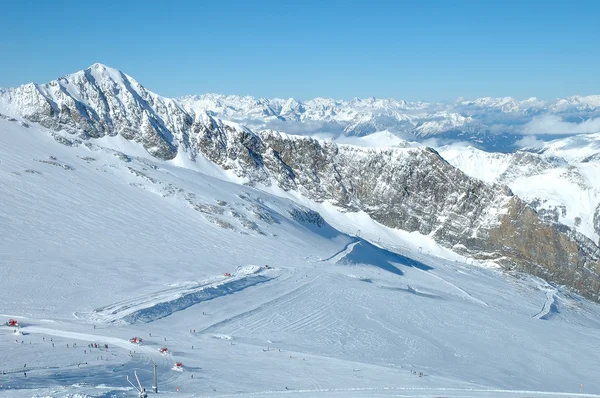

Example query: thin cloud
[522,115,600,135]
[514,135,546,148]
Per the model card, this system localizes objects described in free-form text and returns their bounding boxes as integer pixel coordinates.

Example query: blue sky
[1,0,598,101]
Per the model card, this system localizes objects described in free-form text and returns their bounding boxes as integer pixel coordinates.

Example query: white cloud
[522,115,600,135]
[514,135,546,148]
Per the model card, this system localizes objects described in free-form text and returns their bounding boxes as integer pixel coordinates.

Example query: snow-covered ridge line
[2,63,600,153]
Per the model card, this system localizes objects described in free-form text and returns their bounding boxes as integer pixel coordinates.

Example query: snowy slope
[437,145,512,183]
[1,117,600,398]
[537,132,600,162]
[332,130,412,148]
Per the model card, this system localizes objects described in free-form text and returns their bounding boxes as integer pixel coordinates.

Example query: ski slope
[1,118,600,397]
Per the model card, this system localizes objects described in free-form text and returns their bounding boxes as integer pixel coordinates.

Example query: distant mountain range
[177,93,600,151]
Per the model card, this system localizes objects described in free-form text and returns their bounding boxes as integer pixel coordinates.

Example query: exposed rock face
[2,64,599,302]
[488,198,600,298]
[594,203,600,243]
[497,152,567,184]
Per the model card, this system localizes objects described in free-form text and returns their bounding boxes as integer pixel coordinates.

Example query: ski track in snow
[414,267,489,307]
[314,238,360,263]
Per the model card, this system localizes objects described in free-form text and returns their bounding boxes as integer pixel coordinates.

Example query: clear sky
[1,0,599,101]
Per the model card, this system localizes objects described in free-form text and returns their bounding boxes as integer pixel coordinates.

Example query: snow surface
[438,145,512,184]
[1,118,600,397]
[332,131,411,148]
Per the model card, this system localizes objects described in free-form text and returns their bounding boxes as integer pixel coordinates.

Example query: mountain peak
[89,62,111,70]
[80,62,135,86]
[86,62,122,75]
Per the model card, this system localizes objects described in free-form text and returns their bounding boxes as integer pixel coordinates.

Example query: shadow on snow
[336,239,433,276]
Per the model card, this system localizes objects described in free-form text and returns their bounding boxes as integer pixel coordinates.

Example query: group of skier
[88,342,109,349]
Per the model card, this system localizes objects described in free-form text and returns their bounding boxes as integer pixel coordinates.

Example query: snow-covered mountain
[0,63,194,159]
[1,63,599,304]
